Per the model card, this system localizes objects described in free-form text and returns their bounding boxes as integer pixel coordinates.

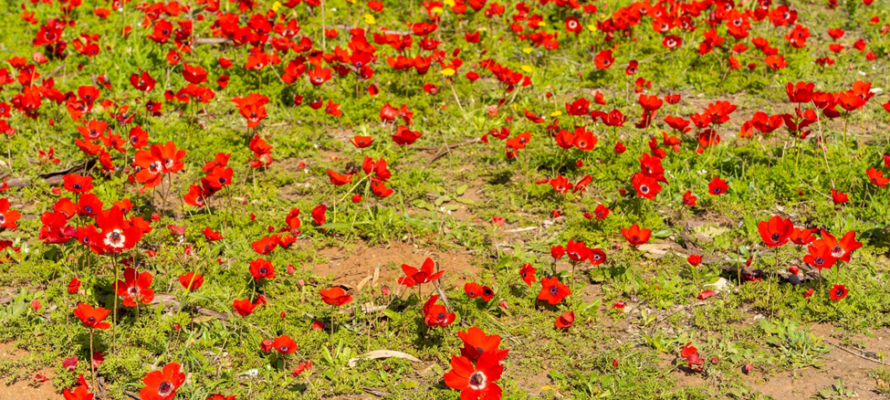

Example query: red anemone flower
[139,363,186,400]
[803,241,837,270]
[63,174,94,193]
[537,276,570,305]
[464,282,483,299]
[621,224,651,246]
[458,326,509,363]
[555,311,575,329]
[423,294,455,327]
[73,303,111,330]
[233,298,259,316]
[757,216,794,247]
[0,198,21,230]
[178,273,204,290]
[398,257,444,287]
[443,351,504,400]
[683,191,697,206]
[707,176,728,195]
[271,335,297,354]
[249,258,276,281]
[114,268,155,307]
[319,287,354,306]
[63,385,94,400]
[829,284,848,301]
[867,166,889,187]
[519,264,536,286]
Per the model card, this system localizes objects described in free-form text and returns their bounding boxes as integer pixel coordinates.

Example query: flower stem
[89,329,96,389]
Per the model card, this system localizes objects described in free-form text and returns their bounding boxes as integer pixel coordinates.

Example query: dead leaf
[347,350,421,368]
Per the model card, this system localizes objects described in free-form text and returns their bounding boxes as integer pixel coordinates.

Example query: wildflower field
[1,0,890,398]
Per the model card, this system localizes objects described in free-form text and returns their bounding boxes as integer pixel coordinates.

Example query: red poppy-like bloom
[423,294,455,327]
[178,273,204,290]
[698,290,716,300]
[819,231,863,262]
[202,227,223,241]
[271,335,297,354]
[139,362,186,400]
[594,49,614,69]
[789,227,816,245]
[683,190,697,206]
[867,166,889,187]
[319,287,353,307]
[458,326,510,363]
[688,254,703,266]
[593,204,609,220]
[565,239,591,262]
[621,224,651,246]
[326,169,353,186]
[519,264,536,286]
[73,303,111,330]
[707,176,728,195]
[464,282,483,299]
[207,395,235,400]
[289,360,313,377]
[554,311,575,329]
[63,174,94,193]
[398,257,444,287]
[232,297,263,316]
[114,268,155,307]
[63,385,94,400]
[631,172,662,200]
[758,216,794,247]
[0,198,21,230]
[830,189,848,204]
[92,207,144,254]
[538,276,570,305]
[829,284,848,301]
[249,258,276,281]
[443,351,504,400]
[392,125,423,146]
[68,277,81,294]
[803,240,837,270]
[351,135,374,148]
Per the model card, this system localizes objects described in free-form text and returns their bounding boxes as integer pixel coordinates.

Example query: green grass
[0,0,889,399]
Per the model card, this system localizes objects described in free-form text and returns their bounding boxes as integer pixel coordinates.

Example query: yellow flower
[520,65,533,73]
[271,1,282,11]
[522,47,534,54]
[441,68,456,76]
[363,14,376,25]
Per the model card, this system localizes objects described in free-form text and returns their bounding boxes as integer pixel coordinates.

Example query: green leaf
[317,222,369,230]
[455,184,468,195]
[653,229,673,239]
[411,199,434,211]
[434,195,451,206]
[454,197,475,205]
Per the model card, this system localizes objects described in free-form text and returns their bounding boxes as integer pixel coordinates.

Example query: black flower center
[158,382,172,396]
